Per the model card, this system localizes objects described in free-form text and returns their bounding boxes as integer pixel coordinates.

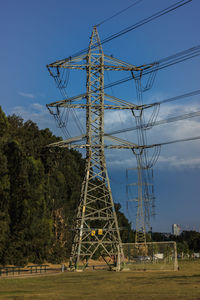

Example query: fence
[0,265,63,277]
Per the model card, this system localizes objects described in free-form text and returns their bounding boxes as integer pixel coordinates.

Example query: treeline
[152,231,200,255]
[0,107,133,266]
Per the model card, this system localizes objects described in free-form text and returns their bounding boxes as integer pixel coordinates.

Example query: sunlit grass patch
[0,260,200,299]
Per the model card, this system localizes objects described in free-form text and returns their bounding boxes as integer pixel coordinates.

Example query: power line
[148,89,200,106]
[100,0,192,46]
[49,0,192,64]
[96,0,143,27]
[106,109,200,136]
[104,45,200,90]
[49,46,200,103]
[149,135,200,148]
[52,74,84,137]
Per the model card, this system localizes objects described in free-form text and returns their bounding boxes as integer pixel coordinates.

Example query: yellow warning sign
[98,229,103,235]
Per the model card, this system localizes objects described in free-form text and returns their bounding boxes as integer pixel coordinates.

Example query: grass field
[0,260,200,299]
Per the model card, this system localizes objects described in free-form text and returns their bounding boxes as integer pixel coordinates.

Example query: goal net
[121,241,178,271]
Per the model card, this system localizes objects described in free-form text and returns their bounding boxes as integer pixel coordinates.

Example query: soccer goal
[121,241,178,271]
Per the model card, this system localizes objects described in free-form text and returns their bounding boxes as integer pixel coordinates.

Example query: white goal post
[121,241,178,271]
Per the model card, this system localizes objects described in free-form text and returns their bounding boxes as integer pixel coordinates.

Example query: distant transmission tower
[130,68,160,244]
[46,26,155,269]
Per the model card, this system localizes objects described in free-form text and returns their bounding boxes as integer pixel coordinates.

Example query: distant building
[172,224,181,236]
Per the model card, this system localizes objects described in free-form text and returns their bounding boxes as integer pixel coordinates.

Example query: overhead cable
[149,135,200,148]
[100,0,192,46]
[51,0,192,63]
[104,45,200,90]
[96,0,143,27]
[149,89,200,106]
[106,109,200,136]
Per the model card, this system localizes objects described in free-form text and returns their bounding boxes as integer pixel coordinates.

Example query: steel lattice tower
[47,26,155,269]
[70,28,124,269]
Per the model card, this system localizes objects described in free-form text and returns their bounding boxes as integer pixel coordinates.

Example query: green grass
[0,260,200,299]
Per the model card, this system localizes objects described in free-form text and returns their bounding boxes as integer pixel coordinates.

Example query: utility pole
[47,26,155,269]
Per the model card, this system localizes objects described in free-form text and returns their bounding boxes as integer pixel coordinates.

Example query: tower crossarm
[47,53,87,70]
[138,103,159,110]
[46,93,140,110]
[47,93,87,106]
[47,57,154,72]
[48,103,138,110]
[48,135,200,149]
[47,134,86,148]
[47,51,154,73]
[104,135,138,148]
[104,94,138,109]
[48,143,139,149]
[103,54,154,72]
[47,134,140,149]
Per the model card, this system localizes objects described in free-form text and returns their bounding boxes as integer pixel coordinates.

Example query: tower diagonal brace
[69,27,123,270]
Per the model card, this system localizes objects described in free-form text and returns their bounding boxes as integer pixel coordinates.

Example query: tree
[0,107,10,264]
[0,107,134,265]
[115,203,134,243]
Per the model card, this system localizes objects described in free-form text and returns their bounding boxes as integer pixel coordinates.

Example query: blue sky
[1,0,200,232]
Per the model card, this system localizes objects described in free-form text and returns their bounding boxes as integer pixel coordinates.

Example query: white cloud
[103,101,200,170]
[31,103,44,112]
[104,110,134,140]
[11,103,54,130]
[108,158,134,168]
[18,91,36,99]
[10,103,86,139]
[157,155,200,169]
[10,99,200,171]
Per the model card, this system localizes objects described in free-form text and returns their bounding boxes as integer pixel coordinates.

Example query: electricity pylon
[46,26,155,269]
[126,68,160,244]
